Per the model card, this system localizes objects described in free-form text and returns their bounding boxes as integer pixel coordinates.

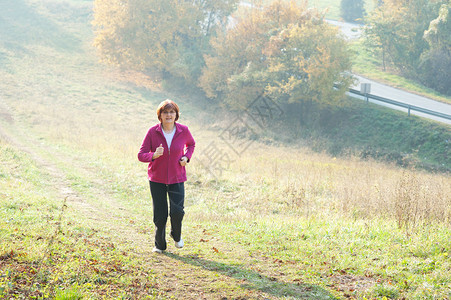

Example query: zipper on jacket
[159,124,181,184]
[168,128,182,183]
[167,143,170,184]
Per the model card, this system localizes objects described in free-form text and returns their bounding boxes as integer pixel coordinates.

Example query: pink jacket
[138,123,195,184]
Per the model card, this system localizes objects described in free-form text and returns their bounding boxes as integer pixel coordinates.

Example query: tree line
[92,0,450,113]
[342,0,450,96]
[92,0,353,114]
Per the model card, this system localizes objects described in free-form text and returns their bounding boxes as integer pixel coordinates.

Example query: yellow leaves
[266,62,285,74]
[93,0,239,80]
[94,0,353,108]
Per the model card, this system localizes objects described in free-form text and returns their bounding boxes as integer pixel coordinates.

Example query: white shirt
[163,126,176,149]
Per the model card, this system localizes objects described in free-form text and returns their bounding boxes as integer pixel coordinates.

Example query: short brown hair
[156,99,180,122]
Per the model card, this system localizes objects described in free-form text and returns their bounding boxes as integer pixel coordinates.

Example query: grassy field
[1,0,450,299]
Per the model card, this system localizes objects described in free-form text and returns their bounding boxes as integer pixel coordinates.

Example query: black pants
[149,181,185,250]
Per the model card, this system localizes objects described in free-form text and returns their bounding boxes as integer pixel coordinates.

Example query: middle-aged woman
[138,99,195,253]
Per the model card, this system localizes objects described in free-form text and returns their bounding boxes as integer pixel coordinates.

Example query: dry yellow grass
[188,134,450,227]
[8,57,448,230]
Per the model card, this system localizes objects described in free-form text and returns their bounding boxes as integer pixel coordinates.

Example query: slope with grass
[1,1,450,299]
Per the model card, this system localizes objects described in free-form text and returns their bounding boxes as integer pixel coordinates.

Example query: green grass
[0,139,161,299]
[193,217,451,299]
[1,130,450,298]
[295,99,451,172]
[0,0,450,299]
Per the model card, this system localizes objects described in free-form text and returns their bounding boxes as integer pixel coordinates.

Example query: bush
[420,48,451,96]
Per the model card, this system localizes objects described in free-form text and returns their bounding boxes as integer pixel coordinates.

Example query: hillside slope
[0,1,450,299]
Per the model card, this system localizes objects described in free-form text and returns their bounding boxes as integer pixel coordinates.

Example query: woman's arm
[138,129,155,163]
[183,128,195,162]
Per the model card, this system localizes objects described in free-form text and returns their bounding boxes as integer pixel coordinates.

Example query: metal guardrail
[346,87,451,121]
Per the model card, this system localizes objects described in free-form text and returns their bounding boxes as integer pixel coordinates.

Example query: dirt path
[0,102,129,237]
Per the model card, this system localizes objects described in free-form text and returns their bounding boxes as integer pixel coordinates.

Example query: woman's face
[161,108,176,125]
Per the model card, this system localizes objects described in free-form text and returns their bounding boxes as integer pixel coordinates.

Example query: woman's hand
[179,156,188,166]
[152,144,164,160]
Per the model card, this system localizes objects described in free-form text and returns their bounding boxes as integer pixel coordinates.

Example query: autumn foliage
[92,0,238,83]
[200,1,353,108]
[93,0,354,108]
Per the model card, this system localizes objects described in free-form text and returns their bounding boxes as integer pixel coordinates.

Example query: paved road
[326,19,363,40]
[326,20,451,125]
[351,75,451,125]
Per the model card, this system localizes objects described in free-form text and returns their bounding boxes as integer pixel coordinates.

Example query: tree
[264,22,353,106]
[365,0,446,77]
[199,4,272,108]
[199,0,353,112]
[364,1,403,71]
[424,2,451,49]
[340,0,365,23]
[92,0,238,83]
[420,3,451,95]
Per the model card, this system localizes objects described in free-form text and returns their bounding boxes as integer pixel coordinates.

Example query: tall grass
[187,139,450,226]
